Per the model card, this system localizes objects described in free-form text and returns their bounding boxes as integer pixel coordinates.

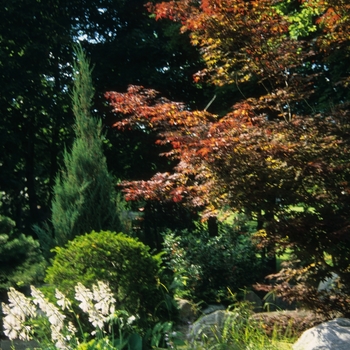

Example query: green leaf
[128,333,142,350]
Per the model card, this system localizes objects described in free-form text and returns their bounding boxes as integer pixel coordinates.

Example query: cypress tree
[51,44,121,246]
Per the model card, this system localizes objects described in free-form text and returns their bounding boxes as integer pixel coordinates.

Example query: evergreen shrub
[44,231,172,328]
[0,214,46,295]
[50,44,121,247]
[162,222,262,303]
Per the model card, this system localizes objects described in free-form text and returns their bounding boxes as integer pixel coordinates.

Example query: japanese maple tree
[106,0,350,315]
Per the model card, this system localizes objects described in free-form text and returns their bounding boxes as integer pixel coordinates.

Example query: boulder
[263,292,296,311]
[176,298,198,324]
[293,318,350,350]
[244,291,263,312]
[190,310,238,340]
[201,304,226,315]
[318,273,339,292]
[251,309,326,338]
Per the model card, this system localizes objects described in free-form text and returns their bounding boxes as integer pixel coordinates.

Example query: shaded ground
[0,340,40,350]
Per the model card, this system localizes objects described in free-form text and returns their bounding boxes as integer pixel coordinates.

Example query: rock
[0,339,40,350]
[251,309,326,338]
[190,310,238,340]
[292,318,350,350]
[176,298,198,323]
[263,292,296,311]
[175,300,226,341]
[318,273,339,292]
[201,304,225,315]
[244,291,263,312]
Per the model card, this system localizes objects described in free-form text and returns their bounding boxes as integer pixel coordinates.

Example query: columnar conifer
[51,44,120,246]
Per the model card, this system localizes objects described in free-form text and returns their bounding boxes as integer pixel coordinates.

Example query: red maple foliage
[106,0,350,315]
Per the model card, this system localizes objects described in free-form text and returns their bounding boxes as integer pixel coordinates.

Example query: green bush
[45,231,171,328]
[162,222,262,303]
[0,214,46,295]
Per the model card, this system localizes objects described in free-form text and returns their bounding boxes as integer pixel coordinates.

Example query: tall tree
[0,0,74,232]
[51,44,121,246]
[0,0,207,236]
[106,0,350,315]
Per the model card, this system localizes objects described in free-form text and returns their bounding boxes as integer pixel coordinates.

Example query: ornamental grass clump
[185,301,295,350]
[1,281,138,350]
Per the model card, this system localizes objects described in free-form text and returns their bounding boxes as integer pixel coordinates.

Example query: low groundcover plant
[1,281,138,350]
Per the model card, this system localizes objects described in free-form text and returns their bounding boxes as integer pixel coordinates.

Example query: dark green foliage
[0,1,75,232]
[0,0,207,239]
[0,213,46,294]
[51,45,121,246]
[45,231,170,327]
[162,221,262,304]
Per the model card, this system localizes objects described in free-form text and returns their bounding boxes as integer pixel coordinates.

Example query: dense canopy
[106,0,350,315]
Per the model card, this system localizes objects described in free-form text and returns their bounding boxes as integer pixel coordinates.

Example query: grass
[165,302,297,350]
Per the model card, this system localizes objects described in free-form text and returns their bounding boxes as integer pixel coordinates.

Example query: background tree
[106,0,350,314]
[0,0,208,238]
[0,0,74,232]
[49,44,121,247]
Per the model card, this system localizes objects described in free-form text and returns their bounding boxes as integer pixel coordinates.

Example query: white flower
[75,282,94,313]
[1,282,121,347]
[18,325,32,342]
[55,289,72,311]
[67,321,77,335]
[75,282,106,332]
[127,315,136,325]
[30,286,47,309]
[2,309,22,340]
[2,288,36,341]
[6,288,36,318]
[51,326,71,350]
[75,281,117,333]
[93,281,116,316]
[87,308,105,330]
[64,321,78,341]
[3,324,20,341]
[31,286,66,333]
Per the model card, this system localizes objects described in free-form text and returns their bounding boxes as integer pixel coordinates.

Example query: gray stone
[263,292,296,311]
[244,291,263,312]
[201,304,225,315]
[318,273,339,292]
[190,310,238,340]
[251,309,326,338]
[293,318,350,350]
[176,298,198,323]
[0,339,40,350]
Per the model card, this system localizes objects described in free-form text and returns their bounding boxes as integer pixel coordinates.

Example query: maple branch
[235,72,247,100]
[204,95,217,111]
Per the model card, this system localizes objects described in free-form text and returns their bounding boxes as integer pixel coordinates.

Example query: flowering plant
[1,281,139,350]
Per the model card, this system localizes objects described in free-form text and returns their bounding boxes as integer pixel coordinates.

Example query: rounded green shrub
[162,223,263,304]
[45,231,166,325]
